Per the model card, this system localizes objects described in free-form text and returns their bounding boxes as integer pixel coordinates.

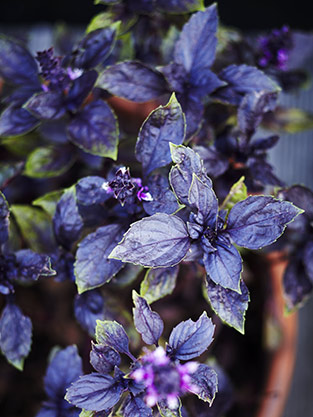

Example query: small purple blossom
[258,26,293,70]
[103,167,152,205]
[131,346,199,409]
[36,47,70,91]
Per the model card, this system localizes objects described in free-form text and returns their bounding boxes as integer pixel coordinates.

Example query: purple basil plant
[0,1,313,417]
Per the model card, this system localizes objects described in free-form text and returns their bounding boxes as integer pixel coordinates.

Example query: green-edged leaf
[68,99,119,159]
[136,93,185,176]
[263,107,313,133]
[32,189,65,218]
[10,204,55,252]
[0,302,32,370]
[132,291,164,345]
[157,398,182,417]
[95,320,130,355]
[205,279,250,334]
[140,266,179,304]
[221,176,247,211]
[189,364,217,404]
[24,146,75,178]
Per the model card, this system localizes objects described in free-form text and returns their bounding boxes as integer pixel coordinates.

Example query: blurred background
[0,1,312,416]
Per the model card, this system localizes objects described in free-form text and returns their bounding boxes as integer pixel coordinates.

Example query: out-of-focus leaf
[220,176,247,211]
[74,289,113,336]
[53,187,83,250]
[11,204,55,252]
[0,35,40,86]
[68,99,119,159]
[69,25,119,70]
[0,106,39,137]
[205,279,250,334]
[0,191,9,245]
[0,301,32,370]
[263,107,313,133]
[97,61,168,102]
[24,146,75,178]
[32,190,65,218]
[95,320,130,356]
[140,265,179,304]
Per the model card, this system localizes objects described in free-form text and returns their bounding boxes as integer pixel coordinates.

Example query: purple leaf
[0,301,32,370]
[277,185,313,219]
[170,144,212,205]
[188,174,218,227]
[214,64,280,105]
[0,105,39,137]
[202,239,242,293]
[283,257,313,311]
[109,213,190,268]
[177,92,204,139]
[25,91,66,120]
[140,266,179,304]
[122,395,153,417]
[167,311,215,360]
[90,342,121,374]
[0,35,40,86]
[24,145,75,178]
[136,93,185,175]
[66,70,98,111]
[74,289,113,336]
[76,176,111,206]
[304,241,313,282]
[193,145,228,178]
[14,249,55,281]
[69,26,118,70]
[0,191,9,245]
[44,346,83,402]
[189,364,218,405]
[174,5,218,79]
[142,174,179,216]
[74,224,124,293]
[68,99,118,159]
[205,279,250,334]
[132,291,164,345]
[97,61,168,102]
[95,320,130,356]
[65,373,124,412]
[53,187,83,250]
[237,91,278,138]
[226,196,303,249]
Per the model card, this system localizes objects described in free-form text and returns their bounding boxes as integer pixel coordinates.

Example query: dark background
[0,0,312,30]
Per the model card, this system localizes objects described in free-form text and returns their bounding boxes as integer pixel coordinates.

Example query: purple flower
[131,346,199,409]
[103,167,152,205]
[36,47,70,91]
[257,26,293,70]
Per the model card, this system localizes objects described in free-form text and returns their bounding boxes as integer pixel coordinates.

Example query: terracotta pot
[256,252,298,417]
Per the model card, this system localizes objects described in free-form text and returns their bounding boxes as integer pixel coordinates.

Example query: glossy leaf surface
[167,311,214,360]
[74,224,124,293]
[109,213,190,268]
